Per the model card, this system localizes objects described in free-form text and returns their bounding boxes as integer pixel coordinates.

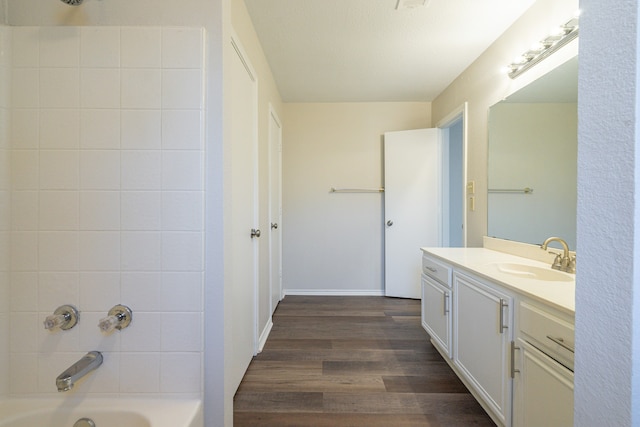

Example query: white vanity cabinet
[512,301,574,427]
[453,271,513,426]
[420,255,452,357]
[420,248,575,427]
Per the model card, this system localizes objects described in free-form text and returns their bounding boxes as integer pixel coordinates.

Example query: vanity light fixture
[507,16,579,79]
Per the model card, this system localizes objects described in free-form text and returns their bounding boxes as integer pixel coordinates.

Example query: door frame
[268,103,283,314]
[436,102,468,247]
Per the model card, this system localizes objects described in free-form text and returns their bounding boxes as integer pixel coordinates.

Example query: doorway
[437,103,468,248]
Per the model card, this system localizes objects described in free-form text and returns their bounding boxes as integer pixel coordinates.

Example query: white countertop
[421,247,575,314]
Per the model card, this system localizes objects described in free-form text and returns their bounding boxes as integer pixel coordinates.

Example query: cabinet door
[513,339,574,427]
[454,272,512,426]
[421,275,452,358]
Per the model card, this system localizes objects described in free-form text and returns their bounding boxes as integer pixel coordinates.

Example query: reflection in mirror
[488,56,578,249]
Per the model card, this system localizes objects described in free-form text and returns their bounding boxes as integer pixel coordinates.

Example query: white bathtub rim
[0,397,202,426]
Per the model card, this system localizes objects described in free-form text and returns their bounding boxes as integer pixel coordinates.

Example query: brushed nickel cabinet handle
[443,293,449,315]
[499,299,508,333]
[546,335,575,353]
[511,341,520,378]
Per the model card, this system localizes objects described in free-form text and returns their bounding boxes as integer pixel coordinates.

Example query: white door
[268,106,282,315]
[229,36,258,393]
[384,128,441,298]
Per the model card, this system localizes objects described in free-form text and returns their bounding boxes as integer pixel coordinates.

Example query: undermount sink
[488,262,574,282]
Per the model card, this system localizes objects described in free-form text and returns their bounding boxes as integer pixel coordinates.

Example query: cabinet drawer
[422,255,452,287]
[519,301,574,370]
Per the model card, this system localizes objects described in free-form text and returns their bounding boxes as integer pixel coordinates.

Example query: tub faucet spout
[56,351,103,392]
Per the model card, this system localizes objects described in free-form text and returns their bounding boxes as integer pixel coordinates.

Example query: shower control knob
[386,220,394,227]
[98,304,133,333]
[44,305,79,331]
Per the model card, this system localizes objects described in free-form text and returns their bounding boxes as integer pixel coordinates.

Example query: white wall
[432,0,579,247]
[488,103,577,247]
[283,102,430,294]
[576,1,640,425]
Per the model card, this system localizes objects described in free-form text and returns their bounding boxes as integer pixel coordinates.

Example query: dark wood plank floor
[234,295,495,427]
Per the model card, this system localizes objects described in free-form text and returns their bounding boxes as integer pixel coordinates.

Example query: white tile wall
[9,26,205,397]
[13,110,40,149]
[40,109,80,149]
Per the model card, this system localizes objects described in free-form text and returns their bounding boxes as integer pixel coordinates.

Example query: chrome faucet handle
[98,304,132,333]
[44,305,79,331]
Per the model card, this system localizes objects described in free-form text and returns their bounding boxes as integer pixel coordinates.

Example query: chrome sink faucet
[56,351,103,392]
[541,237,576,274]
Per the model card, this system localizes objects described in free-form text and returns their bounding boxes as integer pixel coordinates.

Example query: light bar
[507,17,579,79]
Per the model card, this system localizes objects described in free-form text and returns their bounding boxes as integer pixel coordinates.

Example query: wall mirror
[487,56,578,249]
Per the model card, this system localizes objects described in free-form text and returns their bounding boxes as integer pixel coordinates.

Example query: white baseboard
[283,289,385,296]
[257,318,273,353]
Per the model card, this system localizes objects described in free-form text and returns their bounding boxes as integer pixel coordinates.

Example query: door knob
[386,220,393,226]
[271,223,278,230]
[251,228,261,238]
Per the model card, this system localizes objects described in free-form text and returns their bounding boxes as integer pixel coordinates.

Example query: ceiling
[243,0,537,102]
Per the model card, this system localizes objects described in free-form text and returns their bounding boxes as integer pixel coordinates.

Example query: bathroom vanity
[420,243,574,427]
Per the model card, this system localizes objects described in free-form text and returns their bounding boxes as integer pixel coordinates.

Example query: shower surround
[6,25,205,397]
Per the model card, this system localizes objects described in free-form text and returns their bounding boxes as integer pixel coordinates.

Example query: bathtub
[0,398,202,427]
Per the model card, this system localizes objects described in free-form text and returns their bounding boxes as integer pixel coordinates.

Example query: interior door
[229,36,258,392]
[268,106,283,315]
[384,128,441,298]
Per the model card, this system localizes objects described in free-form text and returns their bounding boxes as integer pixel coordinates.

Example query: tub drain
[73,418,96,427]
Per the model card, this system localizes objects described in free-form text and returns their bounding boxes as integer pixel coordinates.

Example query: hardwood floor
[233,296,495,427]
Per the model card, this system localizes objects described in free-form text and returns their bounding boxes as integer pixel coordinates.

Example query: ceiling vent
[396,0,429,9]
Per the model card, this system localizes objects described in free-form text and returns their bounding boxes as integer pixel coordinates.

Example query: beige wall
[431,0,578,247]
[283,102,430,294]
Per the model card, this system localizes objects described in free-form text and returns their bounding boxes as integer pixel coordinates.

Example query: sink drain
[73,418,96,427]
